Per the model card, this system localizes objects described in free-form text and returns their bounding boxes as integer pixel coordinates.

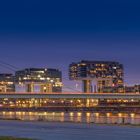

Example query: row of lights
[1,112,136,118]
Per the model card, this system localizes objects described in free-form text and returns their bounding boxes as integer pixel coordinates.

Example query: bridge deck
[0,92,139,99]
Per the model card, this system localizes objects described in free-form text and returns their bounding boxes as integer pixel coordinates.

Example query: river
[0,111,140,125]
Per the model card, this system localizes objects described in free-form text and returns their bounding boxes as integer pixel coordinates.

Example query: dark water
[0,111,140,125]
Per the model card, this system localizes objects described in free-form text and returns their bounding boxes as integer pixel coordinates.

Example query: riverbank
[0,106,140,113]
[0,120,139,140]
[0,118,140,127]
[0,136,34,140]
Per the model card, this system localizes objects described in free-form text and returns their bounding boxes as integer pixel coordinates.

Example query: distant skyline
[0,0,140,91]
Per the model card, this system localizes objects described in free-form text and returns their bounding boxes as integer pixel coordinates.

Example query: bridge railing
[0,92,139,95]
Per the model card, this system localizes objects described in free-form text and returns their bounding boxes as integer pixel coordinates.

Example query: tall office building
[69,60,124,93]
[15,68,62,93]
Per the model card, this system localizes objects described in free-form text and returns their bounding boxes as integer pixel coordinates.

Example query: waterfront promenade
[0,92,139,112]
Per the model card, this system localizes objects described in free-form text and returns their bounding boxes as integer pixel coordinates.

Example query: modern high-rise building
[0,74,15,92]
[69,60,124,93]
[15,68,62,93]
[125,85,140,93]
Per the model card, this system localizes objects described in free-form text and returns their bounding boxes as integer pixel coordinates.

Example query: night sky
[0,0,140,91]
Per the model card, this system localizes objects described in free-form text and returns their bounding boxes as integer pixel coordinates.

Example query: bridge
[0,92,139,99]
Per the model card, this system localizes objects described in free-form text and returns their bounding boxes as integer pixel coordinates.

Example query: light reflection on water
[1,112,140,125]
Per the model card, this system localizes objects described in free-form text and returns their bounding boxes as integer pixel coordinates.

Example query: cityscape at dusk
[0,0,140,140]
[0,1,140,87]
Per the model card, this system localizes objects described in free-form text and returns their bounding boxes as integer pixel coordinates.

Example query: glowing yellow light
[118,113,122,117]
[77,112,82,117]
[47,77,50,80]
[44,112,47,115]
[106,113,111,117]
[70,112,74,117]
[95,113,99,117]
[61,112,64,116]
[2,112,5,115]
[130,113,135,118]
[70,100,73,103]
[86,112,91,117]
[61,100,64,103]
[77,100,81,103]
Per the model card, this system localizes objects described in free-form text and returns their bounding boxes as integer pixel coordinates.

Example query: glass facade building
[69,60,124,93]
[0,74,15,92]
[15,68,62,93]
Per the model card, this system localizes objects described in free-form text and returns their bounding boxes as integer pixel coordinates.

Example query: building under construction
[69,60,124,93]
